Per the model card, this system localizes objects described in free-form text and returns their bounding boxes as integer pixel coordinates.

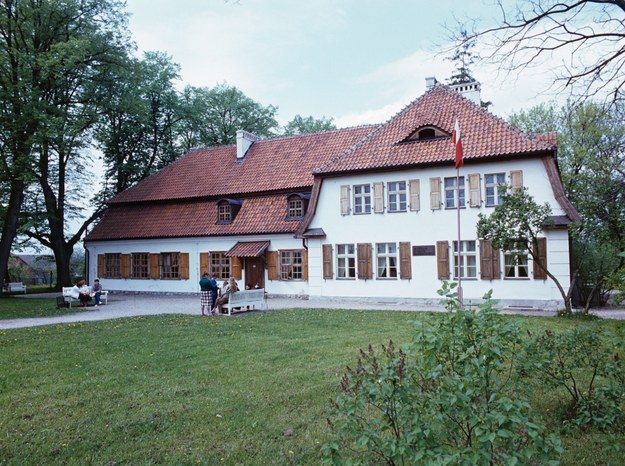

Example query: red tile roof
[226,241,270,257]
[315,85,556,175]
[109,126,375,205]
[86,195,305,241]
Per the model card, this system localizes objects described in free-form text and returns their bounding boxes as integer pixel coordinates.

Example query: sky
[123,0,565,128]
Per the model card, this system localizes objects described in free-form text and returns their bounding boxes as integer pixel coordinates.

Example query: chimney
[425,76,438,89]
[449,80,482,105]
[236,130,261,160]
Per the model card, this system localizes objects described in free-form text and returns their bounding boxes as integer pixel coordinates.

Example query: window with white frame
[452,240,477,279]
[485,173,506,206]
[218,201,231,223]
[280,250,304,280]
[353,184,371,214]
[336,244,356,278]
[504,242,529,278]
[376,243,398,278]
[287,195,304,218]
[444,176,465,208]
[387,181,407,212]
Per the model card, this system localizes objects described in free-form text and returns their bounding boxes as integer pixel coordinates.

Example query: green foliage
[323,285,562,465]
[520,326,625,431]
[283,114,336,136]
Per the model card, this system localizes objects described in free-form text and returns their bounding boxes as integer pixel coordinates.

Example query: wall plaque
[412,245,435,256]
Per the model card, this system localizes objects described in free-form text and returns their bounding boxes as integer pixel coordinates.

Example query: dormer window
[404,125,449,142]
[286,193,311,220]
[218,201,232,222]
[217,198,243,224]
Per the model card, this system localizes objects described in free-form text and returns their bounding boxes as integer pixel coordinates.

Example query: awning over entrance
[226,241,270,257]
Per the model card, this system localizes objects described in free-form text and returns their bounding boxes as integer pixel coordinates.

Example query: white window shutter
[430,177,441,210]
[340,185,351,215]
[468,173,481,207]
[373,182,384,213]
[409,179,420,212]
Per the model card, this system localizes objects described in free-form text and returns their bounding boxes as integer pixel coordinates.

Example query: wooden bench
[8,282,27,294]
[222,289,266,316]
[62,287,108,308]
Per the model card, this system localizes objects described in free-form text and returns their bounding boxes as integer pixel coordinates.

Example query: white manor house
[85,80,580,309]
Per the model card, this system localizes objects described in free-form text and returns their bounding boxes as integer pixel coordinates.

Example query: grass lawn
[0,296,90,319]
[1,308,623,465]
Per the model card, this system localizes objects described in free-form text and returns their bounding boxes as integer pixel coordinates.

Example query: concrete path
[1,292,624,330]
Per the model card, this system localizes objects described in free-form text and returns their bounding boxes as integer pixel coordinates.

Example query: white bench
[62,287,108,308]
[222,289,266,316]
[8,282,27,294]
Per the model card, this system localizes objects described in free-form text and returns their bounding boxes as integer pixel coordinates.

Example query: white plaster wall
[85,234,309,295]
[307,158,572,308]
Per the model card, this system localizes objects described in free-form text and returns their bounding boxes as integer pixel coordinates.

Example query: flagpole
[456,167,463,306]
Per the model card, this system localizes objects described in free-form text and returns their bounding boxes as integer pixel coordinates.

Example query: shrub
[322,284,562,465]
[520,326,625,431]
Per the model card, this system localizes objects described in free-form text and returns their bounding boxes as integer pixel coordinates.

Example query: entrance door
[244,257,265,288]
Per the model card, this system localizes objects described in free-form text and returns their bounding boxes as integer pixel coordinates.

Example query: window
[376,243,398,279]
[453,241,477,279]
[504,242,529,278]
[280,250,304,280]
[131,253,149,278]
[353,184,371,214]
[160,252,180,279]
[444,176,465,208]
[210,252,230,279]
[104,253,121,278]
[336,244,356,279]
[287,195,304,218]
[387,181,407,212]
[485,173,506,206]
[218,201,231,223]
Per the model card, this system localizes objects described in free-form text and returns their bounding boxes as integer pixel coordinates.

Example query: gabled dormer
[217,198,243,224]
[286,192,311,220]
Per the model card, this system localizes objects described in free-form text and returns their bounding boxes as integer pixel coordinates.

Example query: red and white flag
[452,118,463,169]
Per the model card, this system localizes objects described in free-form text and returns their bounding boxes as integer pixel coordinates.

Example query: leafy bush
[520,326,625,431]
[322,284,562,465]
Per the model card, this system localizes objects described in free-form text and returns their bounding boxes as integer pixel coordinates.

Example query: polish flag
[452,118,463,169]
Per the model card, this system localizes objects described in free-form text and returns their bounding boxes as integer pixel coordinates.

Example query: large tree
[509,101,625,306]
[0,0,132,288]
[177,83,279,151]
[457,0,625,104]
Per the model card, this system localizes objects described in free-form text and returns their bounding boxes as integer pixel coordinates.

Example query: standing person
[91,278,103,307]
[199,272,212,316]
[209,273,219,312]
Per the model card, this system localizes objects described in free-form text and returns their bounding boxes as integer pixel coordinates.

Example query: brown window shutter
[180,253,190,279]
[340,185,350,215]
[231,256,242,280]
[399,242,412,279]
[121,254,131,278]
[322,244,333,279]
[97,254,105,277]
[480,240,501,280]
[409,179,420,212]
[533,237,547,279]
[357,243,372,280]
[468,173,481,207]
[436,241,449,280]
[430,177,441,210]
[149,254,160,279]
[373,182,384,213]
[510,170,523,192]
[199,252,209,274]
[303,249,309,281]
[266,251,278,280]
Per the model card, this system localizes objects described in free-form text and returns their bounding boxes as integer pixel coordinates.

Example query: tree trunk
[0,181,26,289]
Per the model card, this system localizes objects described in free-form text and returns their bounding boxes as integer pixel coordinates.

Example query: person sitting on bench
[70,280,92,307]
[212,277,238,316]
